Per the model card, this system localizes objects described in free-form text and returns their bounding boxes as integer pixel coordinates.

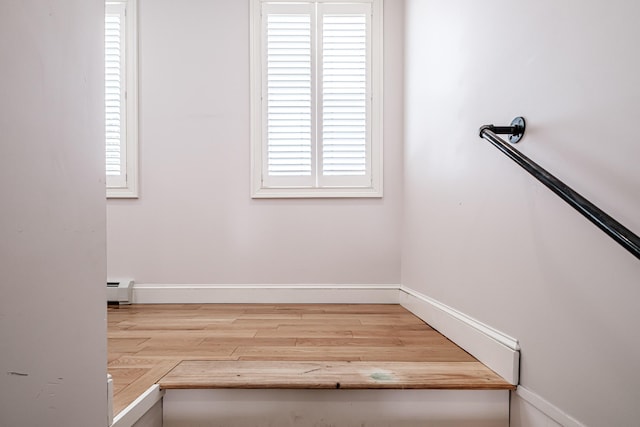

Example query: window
[105,0,138,198]
[250,0,383,198]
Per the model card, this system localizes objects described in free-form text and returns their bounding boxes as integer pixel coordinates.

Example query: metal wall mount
[479,117,526,143]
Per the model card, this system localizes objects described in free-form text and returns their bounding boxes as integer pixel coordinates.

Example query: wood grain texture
[108,304,514,414]
[159,360,513,390]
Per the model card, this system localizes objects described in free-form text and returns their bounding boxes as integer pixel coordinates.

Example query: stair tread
[159,360,515,390]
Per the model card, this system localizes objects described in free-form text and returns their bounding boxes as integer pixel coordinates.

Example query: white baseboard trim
[107,374,114,426]
[514,386,585,427]
[112,384,164,427]
[132,284,401,304]
[399,286,520,385]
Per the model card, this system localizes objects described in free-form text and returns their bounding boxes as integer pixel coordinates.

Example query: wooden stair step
[158,360,515,390]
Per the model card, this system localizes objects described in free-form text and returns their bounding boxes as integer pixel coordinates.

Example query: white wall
[402,1,640,426]
[132,400,163,427]
[163,389,508,427]
[0,1,107,426]
[106,0,404,285]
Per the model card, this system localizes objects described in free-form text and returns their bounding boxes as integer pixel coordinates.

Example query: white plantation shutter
[264,6,315,187]
[252,0,381,197]
[319,5,370,187]
[105,3,127,188]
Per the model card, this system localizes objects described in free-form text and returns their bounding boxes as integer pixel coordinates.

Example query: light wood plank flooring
[108,304,514,414]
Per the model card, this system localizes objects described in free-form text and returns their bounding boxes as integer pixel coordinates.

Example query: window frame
[106,0,139,198]
[250,0,383,198]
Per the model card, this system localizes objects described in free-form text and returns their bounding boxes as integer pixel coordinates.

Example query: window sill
[107,187,138,199]
[251,186,383,199]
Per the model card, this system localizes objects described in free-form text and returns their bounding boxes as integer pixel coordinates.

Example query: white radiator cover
[107,279,134,304]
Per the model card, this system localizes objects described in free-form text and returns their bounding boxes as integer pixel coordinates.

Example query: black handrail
[479,117,640,260]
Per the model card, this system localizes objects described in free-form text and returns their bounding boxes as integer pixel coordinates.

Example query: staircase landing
[108,304,514,415]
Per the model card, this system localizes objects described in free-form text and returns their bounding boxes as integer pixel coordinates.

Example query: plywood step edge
[158,360,516,391]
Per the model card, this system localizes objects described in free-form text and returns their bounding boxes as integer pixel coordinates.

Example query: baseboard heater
[107,279,134,304]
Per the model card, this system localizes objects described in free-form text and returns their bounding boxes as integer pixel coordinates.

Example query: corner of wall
[399,286,520,385]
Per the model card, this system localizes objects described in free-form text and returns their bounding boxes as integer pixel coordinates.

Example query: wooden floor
[108,304,513,414]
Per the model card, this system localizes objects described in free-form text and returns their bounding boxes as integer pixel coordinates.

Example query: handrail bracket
[480,117,526,143]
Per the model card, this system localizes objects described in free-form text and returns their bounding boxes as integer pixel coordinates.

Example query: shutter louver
[321,14,367,177]
[105,7,126,185]
[266,14,313,177]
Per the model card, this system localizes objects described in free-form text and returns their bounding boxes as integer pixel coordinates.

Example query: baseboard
[512,386,584,427]
[112,385,164,427]
[399,286,520,385]
[132,284,401,304]
[107,374,114,426]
